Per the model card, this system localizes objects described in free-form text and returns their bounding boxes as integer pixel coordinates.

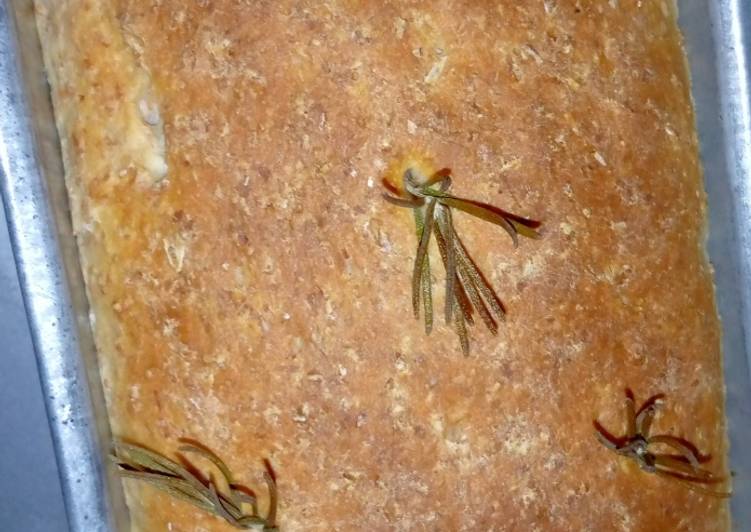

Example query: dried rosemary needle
[594,389,731,498]
[111,439,278,530]
[383,167,541,355]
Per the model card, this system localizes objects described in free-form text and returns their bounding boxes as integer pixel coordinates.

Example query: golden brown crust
[35,0,729,530]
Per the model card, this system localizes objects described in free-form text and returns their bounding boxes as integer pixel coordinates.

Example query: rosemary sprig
[111,440,279,530]
[594,389,731,498]
[384,167,541,354]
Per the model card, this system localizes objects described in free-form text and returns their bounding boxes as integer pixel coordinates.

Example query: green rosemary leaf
[648,435,702,470]
[382,193,422,209]
[593,425,618,451]
[501,210,543,229]
[653,470,731,498]
[452,293,470,356]
[509,219,542,240]
[113,441,185,476]
[411,207,426,319]
[412,208,433,334]
[208,481,243,524]
[419,185,541,232]
[162,456,211,503]
[420,187,543,243]
[414,199,437,286]
[236,515,272,527]
[114,447,216,511]
[455,281,475,326]
[179,440,253,513]
[437,205,457,323]
[217,485,245,520]
[634,394,664,437]
[625,393,637,439]
[595,390,731,498]
[179,441,236,486]
[111,441,277,529]
[263,468,278,529]
[231,488,257,507]
[652,454,707,477]
[383,166,541,354]
[455,259,498,335]
[433,222,475,327]
[116,454,178,477]
[413,199,437,333]
[421,257,433,334]
[117,470,215,512]
[453,235,505,321]
[117,442,179,473]
[653,464,723,485]
[437,196,519,246]
[434,220,496,333]
[635,407,656,438]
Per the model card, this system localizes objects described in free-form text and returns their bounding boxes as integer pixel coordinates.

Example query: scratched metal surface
[0,1,126,530]
[0,195,68,531]
[1,0,750,530]
[691,0,751,527]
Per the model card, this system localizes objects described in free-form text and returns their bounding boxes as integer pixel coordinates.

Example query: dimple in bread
[34,1,730,530]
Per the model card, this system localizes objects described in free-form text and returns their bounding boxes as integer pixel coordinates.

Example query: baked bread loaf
[34,1,730,530]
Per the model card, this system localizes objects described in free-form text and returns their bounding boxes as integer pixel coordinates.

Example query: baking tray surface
[1,0,750,529]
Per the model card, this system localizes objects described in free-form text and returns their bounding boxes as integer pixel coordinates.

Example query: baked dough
[35,1,729,530]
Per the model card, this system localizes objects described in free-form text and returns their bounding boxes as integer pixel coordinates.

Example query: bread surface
[34,1,729,530]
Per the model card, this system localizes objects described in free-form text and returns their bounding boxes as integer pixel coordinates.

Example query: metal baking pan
[0,1,126,530]
[1,0,750,530]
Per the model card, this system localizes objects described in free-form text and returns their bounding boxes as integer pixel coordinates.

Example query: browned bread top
[35,1,729,530]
